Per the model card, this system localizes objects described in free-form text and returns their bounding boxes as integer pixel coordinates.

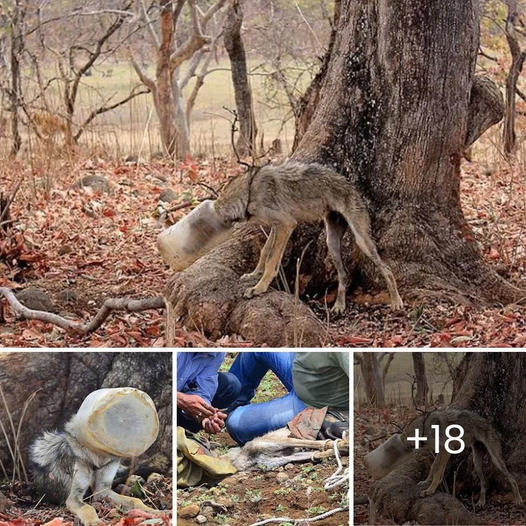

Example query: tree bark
[358,353,386,408]
[370,352,526,524]
[223,0,257,156]
[164,0,521,346]
[8,1,23,157]
[503,0,526,156]
[412,352,428,408]
[0,352,172,472]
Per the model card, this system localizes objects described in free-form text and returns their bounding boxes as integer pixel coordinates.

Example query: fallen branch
[0,287,164,335]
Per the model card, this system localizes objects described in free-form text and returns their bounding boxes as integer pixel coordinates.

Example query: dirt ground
[0,475,172,525]
[177,430,349,526]
[1,156,524,347]
[354,407,526,526]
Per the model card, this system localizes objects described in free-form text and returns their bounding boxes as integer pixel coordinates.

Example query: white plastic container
[157,200,232,271]
[364,433,407,480]
[68,387,159,457]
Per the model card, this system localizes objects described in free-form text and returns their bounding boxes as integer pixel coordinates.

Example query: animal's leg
[325,215,348,315]
[93,460,158,513]
[343,208,403,310]
[472,443,487,507]
[421,450,450,496]
[244,223,295,298]
[241,226,276,281]
[485,439,524,505]
[66,461,100,526]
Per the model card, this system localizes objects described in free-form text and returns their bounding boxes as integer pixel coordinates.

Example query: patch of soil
[177,457,349,526]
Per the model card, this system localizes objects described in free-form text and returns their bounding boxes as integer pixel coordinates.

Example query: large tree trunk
[8,1,23,157]
[0,352,172,474]
[358,353,386,408]
[164,0,520,346]
[371,352,526,524]
[223,0,257,156]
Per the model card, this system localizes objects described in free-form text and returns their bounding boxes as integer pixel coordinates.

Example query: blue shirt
[177,352,226,404]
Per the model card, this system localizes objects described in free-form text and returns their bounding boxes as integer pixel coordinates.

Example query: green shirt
[292,352,349,409]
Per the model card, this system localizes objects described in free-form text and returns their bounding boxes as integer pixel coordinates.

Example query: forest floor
[0,475,172,526]
[0,155,524,347]
[177,362,350,526]
[354,407,526,526]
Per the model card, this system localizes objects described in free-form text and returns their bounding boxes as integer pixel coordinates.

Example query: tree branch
[0,287,164,335]
[130,53,155,91]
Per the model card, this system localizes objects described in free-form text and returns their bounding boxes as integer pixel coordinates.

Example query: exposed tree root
[164,224,327,347]
[0,287,164,335]
[370,450,474,525]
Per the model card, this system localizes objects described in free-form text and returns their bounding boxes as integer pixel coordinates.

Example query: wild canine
[214,161,403,314]
[30,395,160,526]
[400,409,523,507]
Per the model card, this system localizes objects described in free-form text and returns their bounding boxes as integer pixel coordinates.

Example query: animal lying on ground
[214,161,403,314]
[30,420,160,525]
[400,409,523,506]
[225,427,349,472]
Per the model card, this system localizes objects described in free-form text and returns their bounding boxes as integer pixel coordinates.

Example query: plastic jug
[157,200,232,271]
[68,387,159,457]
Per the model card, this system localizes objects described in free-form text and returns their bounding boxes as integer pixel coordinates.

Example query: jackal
[401,409,523,507]
[214,161,403,314]
[30,420,158,525]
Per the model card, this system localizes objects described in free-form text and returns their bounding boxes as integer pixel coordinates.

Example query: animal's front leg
[244,224,294,298]
[66,461,100,526]
[241,227,276,281]
[420,450,450,497]
[93,460,159,514]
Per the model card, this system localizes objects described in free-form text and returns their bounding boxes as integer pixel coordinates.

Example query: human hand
[202,410,227,434]
[177,392,215,419]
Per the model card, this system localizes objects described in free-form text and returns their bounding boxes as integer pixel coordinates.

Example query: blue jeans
[178,372,241,433]
[226,352,307,445]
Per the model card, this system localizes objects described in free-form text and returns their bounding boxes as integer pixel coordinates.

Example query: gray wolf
[214,161,403,314]
[401,409,523,506]
[30,420,158,525]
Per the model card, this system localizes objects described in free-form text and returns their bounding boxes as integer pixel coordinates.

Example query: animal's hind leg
[472,443,487,507]
[421,450,450,496]
[485,437,524,505]
[241,226,276,281]
[343,208,403,310]
[244,223,295,299]
[325,214,348,315]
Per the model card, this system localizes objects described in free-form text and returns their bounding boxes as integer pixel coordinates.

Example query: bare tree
[412,352,428,407]
[223,0,257,156]
[355,352,395,408]
[130,0,226,159]
[503,0,526,155]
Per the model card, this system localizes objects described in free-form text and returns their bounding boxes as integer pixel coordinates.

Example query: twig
[0,287,164,335]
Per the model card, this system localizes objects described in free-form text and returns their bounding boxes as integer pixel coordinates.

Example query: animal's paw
[331,301,346,316]
[77,504,102,526]
[475,497,486,508]
[390,294,404,311]
[420,487,435,498]
[244,286,264,299]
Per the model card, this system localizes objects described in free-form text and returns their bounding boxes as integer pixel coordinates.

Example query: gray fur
[214,161,403,312]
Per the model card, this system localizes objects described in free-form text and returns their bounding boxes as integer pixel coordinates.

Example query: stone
[16,288,56,313]
[57,289,77,305]
[72,174,112,194]
[178,504,200,519]
[195,515,208,524]
[284,463,295,471]
[276,472,289,482]
[159,188,178,203]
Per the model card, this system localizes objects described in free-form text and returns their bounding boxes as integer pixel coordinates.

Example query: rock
[159,188,177,202]
[124,155,139,163]
[178,504,200,519]
[16,288,56,313]
[284,463,295,471]
[276,472,289,482]
[57,289,77,305]
[195,515,208,524]
[126,474,145,486]
[201,506,214,518]
[151,151,165,160]
[72,174,112,194]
